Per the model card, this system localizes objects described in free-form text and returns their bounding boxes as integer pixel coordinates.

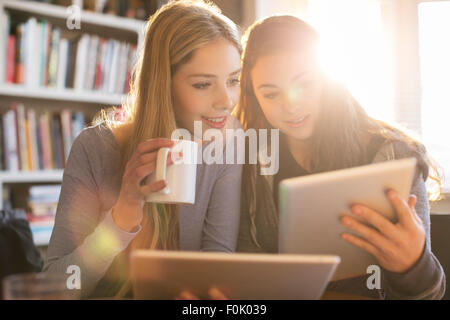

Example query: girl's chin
[282,126,313,142]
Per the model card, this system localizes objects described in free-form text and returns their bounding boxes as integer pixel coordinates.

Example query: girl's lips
[201,116,227,129]
[285,114,310,128]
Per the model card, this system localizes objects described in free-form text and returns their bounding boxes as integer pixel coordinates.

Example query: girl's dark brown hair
[233,15,441,249]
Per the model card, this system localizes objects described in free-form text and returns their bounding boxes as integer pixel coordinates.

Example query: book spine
[43,21,52,87]
[74,34,90,91]
[15,24,25,84]
[108,40,120,93]
[0,12,10,83]
[65,41,76,88]
[0,116,4,171]
[102,39,113,92]
[48,26,60,88]
[16,103,29,171]
[51,114,64,168]
[27,109,40,171]
[3,108,19,171]
[25,17,38,87]
[6,35,16,83]
[61,109,73,161]
[71,111,85,140]
[35,111,44,170]
[57,38,69,90]
[115,42,129,94]
[84,35,99,91]
[125,44,137,93]
[39,21,46,86]
[25,112,33,170]
[39,112,53,170]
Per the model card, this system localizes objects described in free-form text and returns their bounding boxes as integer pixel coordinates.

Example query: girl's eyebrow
[188,69,241,78]
[258,70,311,90]
[229,69,241,76]
[258,84,278,90]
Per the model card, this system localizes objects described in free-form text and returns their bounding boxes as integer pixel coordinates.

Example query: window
[307,0,394,123]
[418,1,450,192]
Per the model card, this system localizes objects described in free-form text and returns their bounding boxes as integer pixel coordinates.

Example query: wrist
[112,202,142,233]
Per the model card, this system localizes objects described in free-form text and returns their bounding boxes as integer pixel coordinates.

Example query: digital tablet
[130,250,340,300]
[278,157,417,281]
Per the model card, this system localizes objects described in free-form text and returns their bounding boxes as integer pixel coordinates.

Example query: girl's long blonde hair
[96,0,241,298]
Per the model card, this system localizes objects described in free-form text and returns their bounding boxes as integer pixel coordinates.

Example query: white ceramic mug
[145,139,198,204]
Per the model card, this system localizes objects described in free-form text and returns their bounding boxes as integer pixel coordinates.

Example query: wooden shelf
[0,170,63,183]
[1,0,144,36]
[0,83,127,105]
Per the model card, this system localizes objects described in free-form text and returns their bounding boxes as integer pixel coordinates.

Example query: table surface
[321,291,373,300]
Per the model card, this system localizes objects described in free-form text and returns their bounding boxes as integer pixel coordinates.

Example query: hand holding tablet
[278,157,418,280]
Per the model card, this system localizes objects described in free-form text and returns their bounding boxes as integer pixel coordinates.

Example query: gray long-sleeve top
[43,123,242,298]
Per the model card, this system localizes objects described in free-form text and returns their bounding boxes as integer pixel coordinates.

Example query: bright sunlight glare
[418,2,450,190]
[306,0,394,123]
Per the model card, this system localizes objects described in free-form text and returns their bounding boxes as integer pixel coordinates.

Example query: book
[94,38,106,90]
[6,35,16,83]
[51,113,64,168]
[71,111,85,140]
[15,103,29,171]
[56,38,69,89]
[116,42,129,93]
[25,112,33,170]
[65,40,76,88]
[48,26,61,87]
[74,34,90,91]
[125,44,137,93]
[29,184,61,201]
[0,118,3,170]
[84,35,99,90]
[25,17,38,87]
[2,108,19,171]
[60,109,73,161]
[28,202,58,216]
[15,23,25,84]
[27,109,40,171]
[108,40,121,93]
[39,20,51,87]
[102,39,114,92]
[35,110,44,170]
[39,111,53,170]
[0,13,9,83]
[27,213,56,224]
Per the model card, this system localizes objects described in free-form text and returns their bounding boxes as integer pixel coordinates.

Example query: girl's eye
[193,82,211,89]
[264,92,279,100]
[228,78,240,86]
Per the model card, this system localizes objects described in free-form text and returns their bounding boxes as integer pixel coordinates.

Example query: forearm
[382,246,445,299]
[44,211,140,298]
[382,174,446,300]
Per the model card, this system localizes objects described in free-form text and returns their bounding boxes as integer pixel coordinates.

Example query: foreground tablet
[130,250,340,300]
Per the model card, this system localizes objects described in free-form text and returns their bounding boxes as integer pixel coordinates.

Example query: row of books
[4,15,137,94]
[28,184,61,217]
[80,0,166,20]
[1,103,85,171]
[26,184,60,245]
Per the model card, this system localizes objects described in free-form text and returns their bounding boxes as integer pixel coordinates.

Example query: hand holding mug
[112,138,177,232]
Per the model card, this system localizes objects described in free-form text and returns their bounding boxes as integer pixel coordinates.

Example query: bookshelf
[0,83,127,105]
[0,0,145,246]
